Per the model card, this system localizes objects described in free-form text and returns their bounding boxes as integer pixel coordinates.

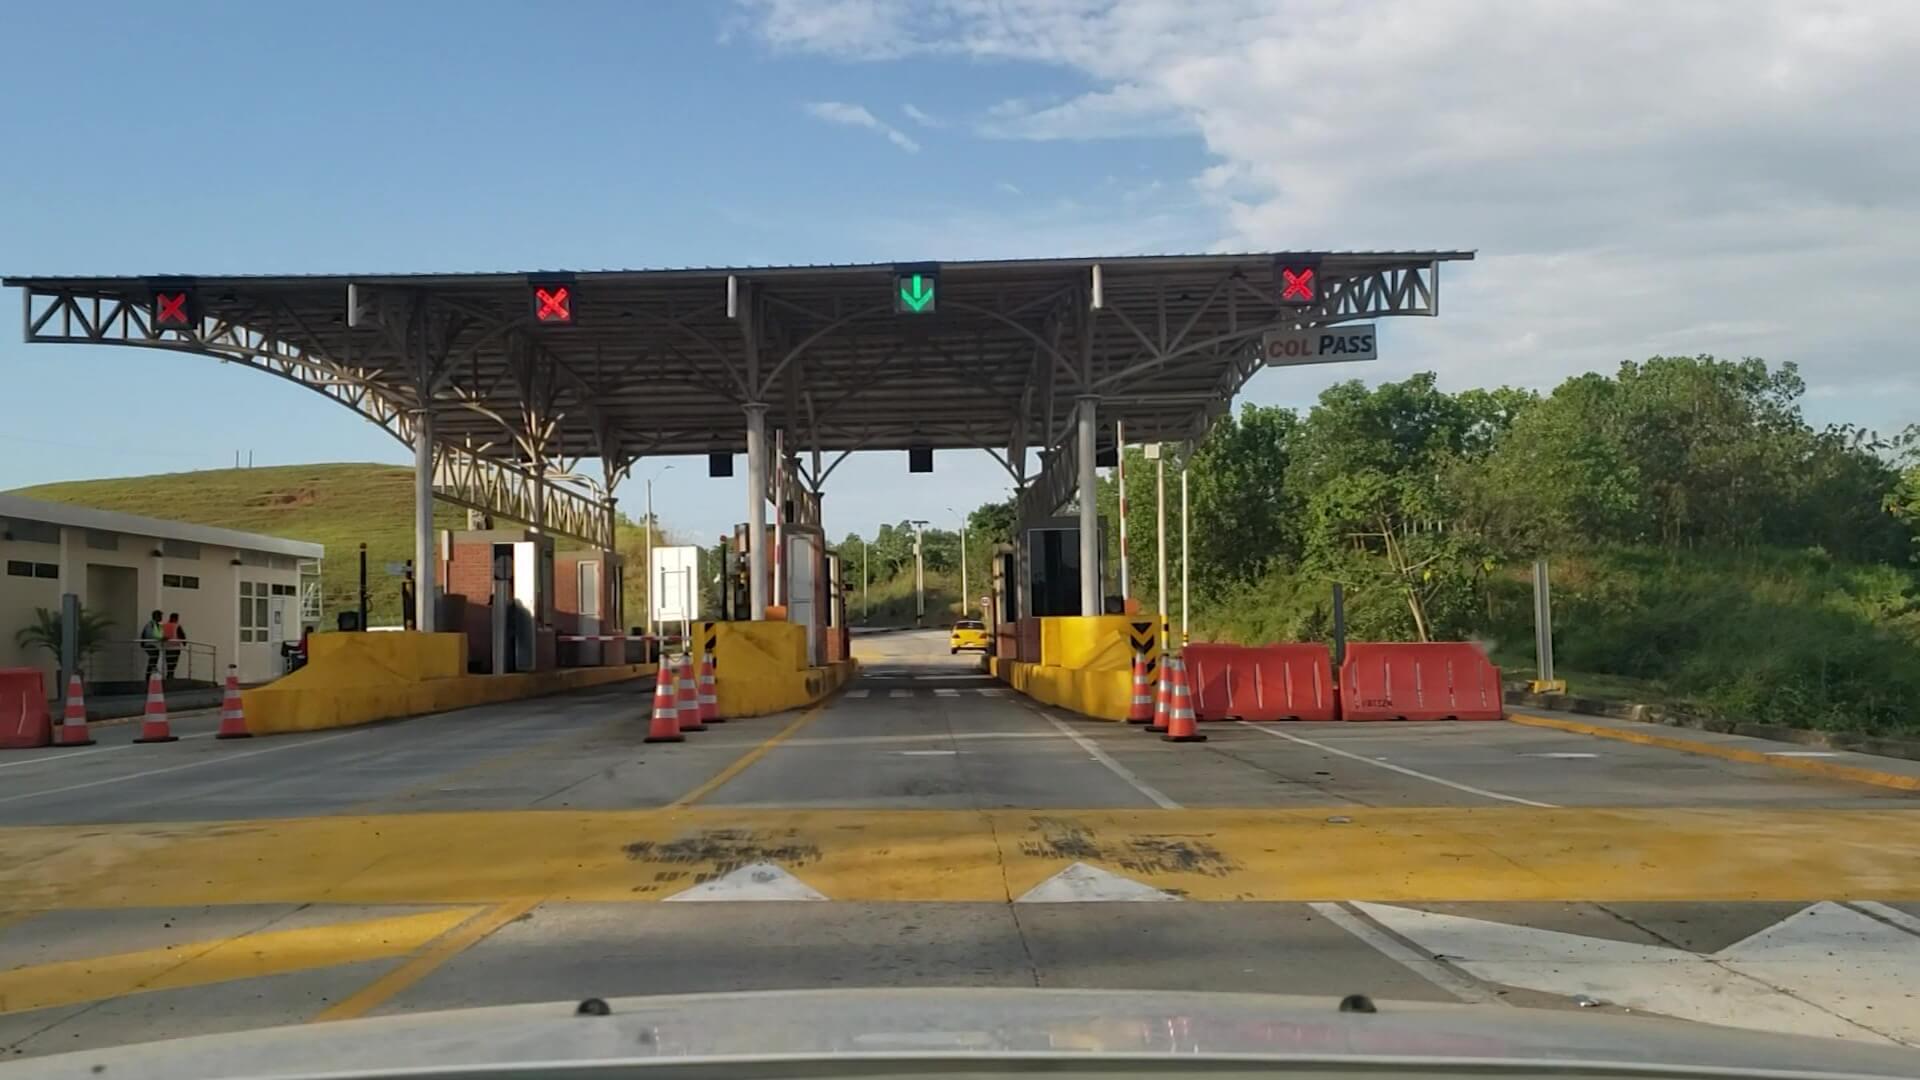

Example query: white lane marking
[662,861,827,901]
[1526,752,1598,759]
[0,729,362,806]
[1358,901,1915,1045]
[977,688,1006,696]
[894,750,961,756]
[846,689,870,699]
[1033,710,1180,810]
[0,729,217,770]
[1308,902,1504,1006]
[933,688,960,698]
[1238,723,1557,808]
[1851,900,1920,938]
[888,689,913,699]
[1017,862,1179,903]
[1767,750,1839,758]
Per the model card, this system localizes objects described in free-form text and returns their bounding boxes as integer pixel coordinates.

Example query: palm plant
[14,606,116,661]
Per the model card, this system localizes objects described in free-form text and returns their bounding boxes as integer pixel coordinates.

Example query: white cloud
[901,102,942,127]
[995,181,1024,195]
[746,1,1920,431]
[803,100,921,153]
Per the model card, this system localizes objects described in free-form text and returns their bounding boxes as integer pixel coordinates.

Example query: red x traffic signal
[151,289,198,329]
[531,282,573,325]
[1275,256,1322,306]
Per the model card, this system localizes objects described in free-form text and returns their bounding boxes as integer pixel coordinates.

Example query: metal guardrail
[83,639,219,693]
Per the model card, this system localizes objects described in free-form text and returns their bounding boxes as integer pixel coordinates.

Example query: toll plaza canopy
[7,250,1472,624]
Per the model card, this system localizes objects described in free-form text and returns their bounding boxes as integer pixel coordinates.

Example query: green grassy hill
[14,464,676,625]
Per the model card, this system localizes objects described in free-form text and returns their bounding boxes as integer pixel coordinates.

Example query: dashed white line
[846,689,870,699]
[0,729,363,805]
[0,729,218,770]
[1237,723,1558,808]
[934,688,959,698]
[889,689,912,699]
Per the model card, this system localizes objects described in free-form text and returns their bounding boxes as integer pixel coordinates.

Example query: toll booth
[721,522,844,666]
[992,517,1107,664]
[439,528,556,674]
[555,550,624,666]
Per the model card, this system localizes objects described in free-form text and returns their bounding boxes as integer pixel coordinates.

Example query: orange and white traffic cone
[54,673,94,747]
[697,651,722,724]
[644,660,684,743]
[1160,657,1206,743]
[676,654,707,733]
[133,673,177,743]
[216,665,251,739]
[1147,662,1171,733]
[1126,651,1154,724]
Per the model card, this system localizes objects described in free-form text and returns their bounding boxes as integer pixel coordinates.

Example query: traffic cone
[133,673,177,743]
[644,660,684,743]
[1160,657,1206,743]
[697,652,722,724]
[55,673,95,747]
[1125,651,1154,724]
[676,654,707,733]
[1147,662,1171,732]
[216,665,251,739]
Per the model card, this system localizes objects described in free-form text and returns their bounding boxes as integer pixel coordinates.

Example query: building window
[85,530,118,551]
[239,581,272,643]
[3,519,59,545]
[163,573,200,589]
[6,560,58,579]
[238,551,269,567]
[162,539,202,559]
[271,583,296,597]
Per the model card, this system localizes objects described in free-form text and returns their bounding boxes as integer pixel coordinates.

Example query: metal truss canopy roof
[8,251,1471,543]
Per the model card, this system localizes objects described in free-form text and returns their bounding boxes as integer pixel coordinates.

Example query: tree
[14,606,115,663]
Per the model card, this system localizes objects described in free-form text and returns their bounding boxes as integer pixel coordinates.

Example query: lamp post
[644,464,674,644]
[909,519,929,625]
[947,506,968,616]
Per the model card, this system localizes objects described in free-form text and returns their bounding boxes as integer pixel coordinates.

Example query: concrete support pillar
[1076,395,1099,616]
[745,403,770,621]
[412,409,437,633]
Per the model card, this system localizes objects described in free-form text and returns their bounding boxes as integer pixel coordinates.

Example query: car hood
[6,989,1918,1080]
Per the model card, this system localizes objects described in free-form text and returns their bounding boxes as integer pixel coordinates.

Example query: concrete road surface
[2,629,1918,1059]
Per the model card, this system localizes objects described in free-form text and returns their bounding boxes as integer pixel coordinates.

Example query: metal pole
[60,591,79,688]
[862,542,868,622]
[411,409,436,633]
[1332,583,1346,668]
[1115,420,1129,603]
[1180,462,1189,646]
[1155,451,1168,639]
[745,404,769,621]
[1532,558,1556,686]
[772,429,785,609]
[960,524,968,616]
[357,543,368,632]
[645,479,655,641]
[1075,395,1098,616]
[913,522,926,623]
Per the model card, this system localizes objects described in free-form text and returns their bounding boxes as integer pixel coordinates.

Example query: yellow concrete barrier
[998,658,1133,721]
[240,630,655,735]
[701,621,856,717]
[1038,615,1155,671]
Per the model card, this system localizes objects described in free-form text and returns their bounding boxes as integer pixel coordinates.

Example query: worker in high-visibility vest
[139,610,165,679]
[163,612,187,681]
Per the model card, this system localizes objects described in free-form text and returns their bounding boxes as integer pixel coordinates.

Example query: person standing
[139,609,165,679]
[163,612,186,680]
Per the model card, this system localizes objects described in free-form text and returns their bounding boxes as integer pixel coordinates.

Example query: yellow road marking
[7,808,1920,906]
[667,701,828,809]
[312,897,540,1022]
[1509,712,1920,793]
[0,907,477,1016]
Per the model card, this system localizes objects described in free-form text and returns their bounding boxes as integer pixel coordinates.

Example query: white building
[0,494,322,685]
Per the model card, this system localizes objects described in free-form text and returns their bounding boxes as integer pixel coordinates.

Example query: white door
[787,535,817,666]
[577,560,601,664]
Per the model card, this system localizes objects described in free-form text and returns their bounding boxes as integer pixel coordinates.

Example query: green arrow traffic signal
[897,273,936,313]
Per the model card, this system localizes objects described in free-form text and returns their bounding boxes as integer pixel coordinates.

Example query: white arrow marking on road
[663,862,828,902]
[1355,901,1918,1044]
[1016,862,1181,903]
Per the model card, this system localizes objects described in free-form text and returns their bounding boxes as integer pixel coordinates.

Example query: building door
[84,564,139,644]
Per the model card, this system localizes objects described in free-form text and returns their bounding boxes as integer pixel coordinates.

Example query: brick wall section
[444,543,494,667]
[552,554,581,635]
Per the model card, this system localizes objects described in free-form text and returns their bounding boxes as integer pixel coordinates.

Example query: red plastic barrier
[1339,642,1503,721]
[1185,643,1337,722]
[0,667,51,749]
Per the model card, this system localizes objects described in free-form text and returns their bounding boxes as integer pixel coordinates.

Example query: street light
[946,506,968,616]
[645,464,674,645]
[908,519,929,625]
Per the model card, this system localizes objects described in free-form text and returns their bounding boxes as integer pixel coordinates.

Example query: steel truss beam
[432,442,613,550]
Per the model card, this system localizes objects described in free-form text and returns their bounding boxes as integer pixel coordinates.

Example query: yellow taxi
[949,619,990,654]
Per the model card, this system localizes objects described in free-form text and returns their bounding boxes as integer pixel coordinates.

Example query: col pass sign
[1262,323,1377,366]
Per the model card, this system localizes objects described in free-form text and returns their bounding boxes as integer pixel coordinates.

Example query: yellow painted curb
[1508,712,1920,793]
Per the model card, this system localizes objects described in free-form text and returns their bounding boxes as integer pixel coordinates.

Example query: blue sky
[4,0,1917,543]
